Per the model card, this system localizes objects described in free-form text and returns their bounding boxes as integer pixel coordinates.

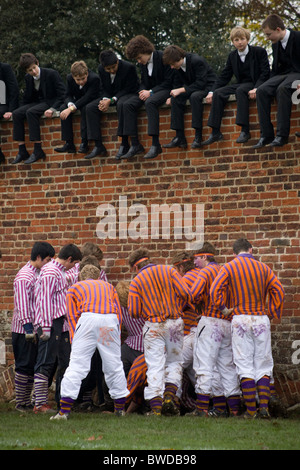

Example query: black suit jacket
[64,70,101,110]
[271,29,300,76]
[212,45,270,91]
[0,62,19,111]
[22,67,66,109]
[98,59,139,100]
[172,53,217,96]
[139,50,174,93]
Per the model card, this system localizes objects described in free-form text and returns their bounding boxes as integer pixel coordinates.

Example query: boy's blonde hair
[80,264,100,281]
[71,60,88,77]
[115,281,130,308]
[230,27,251,42]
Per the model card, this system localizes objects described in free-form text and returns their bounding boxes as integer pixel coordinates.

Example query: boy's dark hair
[171,251,194,273]
[31,242,55,261]
[99,50,118,67]
[262,14,285,31]
[233,238,252,255]
[192,242,217,263]
[19,53,38,70]
[129,248,150,269]
[163,45,186,65]
[58,243,82,262]
[79,255,100,271]
[81,242,103,261]
[126,35,155,60]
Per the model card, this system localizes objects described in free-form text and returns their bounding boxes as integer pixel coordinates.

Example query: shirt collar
[281,29,290,48]
[238,45,249,57]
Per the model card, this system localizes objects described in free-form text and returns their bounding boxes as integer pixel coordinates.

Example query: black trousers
[122,89,170,136]
[207,82,255,130]
[121,342,143,377]
[170,89,209,132]
[85,93,137,140]
[256,72,300,138]
[59,101,87,142]
[34,317,64,378]
[12,101,49,141]
[12,332,38,376]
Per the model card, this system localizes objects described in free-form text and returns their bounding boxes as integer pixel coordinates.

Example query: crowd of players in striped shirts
[11,238,285,421]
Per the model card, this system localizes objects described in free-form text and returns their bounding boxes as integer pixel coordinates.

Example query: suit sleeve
[2,64,19,111]
[183,55,212,96]
[212,53,234,91]
[73,74,101,110]
[50,70,66,110]
[253,48,270,88]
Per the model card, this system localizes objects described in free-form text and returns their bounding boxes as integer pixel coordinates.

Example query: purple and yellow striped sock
[227,394,241,415]
[114,397,126,413]
[257,375,270,410]
[213,395,226,412]
[59,397,74,415]
[195,393,210,413]
[164,382,178,400]
[241,378,257,416]
[150,396,163,414]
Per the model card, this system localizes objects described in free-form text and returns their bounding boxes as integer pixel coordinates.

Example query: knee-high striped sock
[227,394,241,415]
[25,375,34,406]
[59,397,74,415]
[241,378,257,416]
[164,382,178,400]
[114,397,126,413]
[34,373,49,408]
[149,396,163,414]
[257,375,270,410]
[195,393,210,413]
[213,395,226,412]
[15,372,29,407]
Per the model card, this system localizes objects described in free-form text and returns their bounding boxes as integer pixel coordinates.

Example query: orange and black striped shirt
[210,253,284,318]
[128,264,191,323]
[66,279,122,342]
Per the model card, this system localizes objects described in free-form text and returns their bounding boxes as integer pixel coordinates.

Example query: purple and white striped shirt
[11,261,39,334]
[34,258,69,330]
[121,306,144,352]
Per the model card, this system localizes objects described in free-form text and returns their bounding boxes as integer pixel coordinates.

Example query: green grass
[0,403,299,451]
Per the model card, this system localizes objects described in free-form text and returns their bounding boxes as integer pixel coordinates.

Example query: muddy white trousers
[143,317,184,401]
[61,312,129,400]
[193,316,240,397]
[231,314,273,382]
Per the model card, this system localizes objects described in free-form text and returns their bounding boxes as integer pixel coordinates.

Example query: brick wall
[0,99,299,406]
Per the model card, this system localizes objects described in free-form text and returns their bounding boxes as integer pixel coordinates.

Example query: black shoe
[252,136,274,148]
[236,131,251,143]
[268,136,288,147]
[0,150,5,164]
[202,132,224,145]
[12,151,30,164]
[144,145,162,159]
[163,136,187,149]
[78,143,89,153]
[121,143,145,159]
[191,137,202,149]
[85,145,107,159]
[115,144,130,160]
[24,150,46,164]
[54,142,76,153]
[296,131,300,138]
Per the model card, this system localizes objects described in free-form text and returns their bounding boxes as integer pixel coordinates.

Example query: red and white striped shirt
[66,262,108,286]
[11,261,39,334]
[34,258,69,329]
[121,306,144,352]
[128,264,192,323]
